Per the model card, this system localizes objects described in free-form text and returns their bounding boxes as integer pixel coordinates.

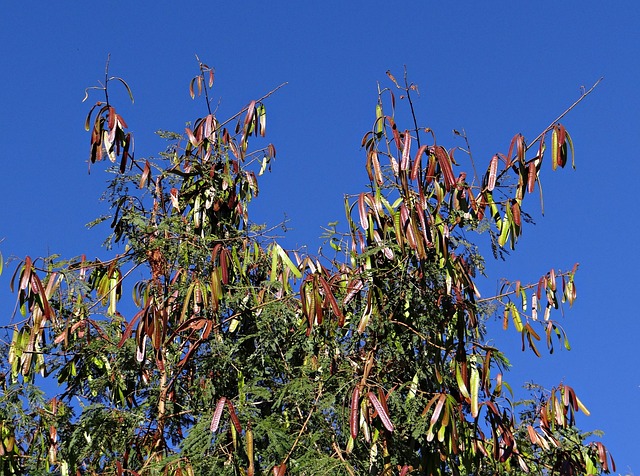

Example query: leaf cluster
[0,64,612,475]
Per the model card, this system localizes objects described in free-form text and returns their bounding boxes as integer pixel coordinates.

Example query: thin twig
[526,77,603,152]
[490,77,603,190]
[217,82,288,131]
[280,383,323,468]
[403,66,421,148]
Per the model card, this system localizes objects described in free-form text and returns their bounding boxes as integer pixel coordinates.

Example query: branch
[526,77,604,152]
[216,82,288,131]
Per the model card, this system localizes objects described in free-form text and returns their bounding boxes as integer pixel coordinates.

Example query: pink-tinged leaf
[350,386,360,439]
[108,106,116,131]
[557,124,567,168]
[389,156,399,176]
[425,154,436,184]
[367,392,394,432]
[377,388,392,421]
[387,116,401,150]
[435,146,456,191]
[429,394,446,427]
[400,131,411,171]
[19,256,32,292]
[487,155,499,191]
[189,77,196,99]
[318,275,344,322]
[511,200,521,227]
[169,188,180,211]
[506,133,526,166]
[116,113,128,129]
[211,397,227,432]
[244,100,256,131]
[267,143,276,159]
[272,465,286,476]
[537,275,546,300]
[30,273,54,320]
[370,150,383,186]
[527,161,536,193]
[358,193,368,230]
[258,104,266,137]
[343,277,364,305]
[548,268,556,291]
[139,160,151,189]
[208,68,214,87]
[411,145,428,181]
[185,128,198,147]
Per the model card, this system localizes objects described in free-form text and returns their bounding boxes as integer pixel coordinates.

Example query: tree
[0,60,614,475]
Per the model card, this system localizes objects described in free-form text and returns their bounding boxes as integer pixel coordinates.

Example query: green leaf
[470,359,480,418]
[510,303,523,332]
[276,243,302,279]
[455,361,470,399]
[566,130,576,169]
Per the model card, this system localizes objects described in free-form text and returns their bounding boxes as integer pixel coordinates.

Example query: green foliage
[0,61,613,475]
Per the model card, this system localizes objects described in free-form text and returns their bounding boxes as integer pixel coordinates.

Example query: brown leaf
[386,70,400,88]
[225,400,242,433]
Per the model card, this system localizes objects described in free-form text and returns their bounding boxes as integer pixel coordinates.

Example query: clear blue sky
[1,2,638,472]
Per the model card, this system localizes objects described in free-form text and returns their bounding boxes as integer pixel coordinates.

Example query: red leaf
[226,399,243,433]
[350,386,360,439]
[411,145,428,181]
[435,146,456,191]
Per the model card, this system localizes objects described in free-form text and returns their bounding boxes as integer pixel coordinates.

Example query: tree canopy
[0,61,613,475]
